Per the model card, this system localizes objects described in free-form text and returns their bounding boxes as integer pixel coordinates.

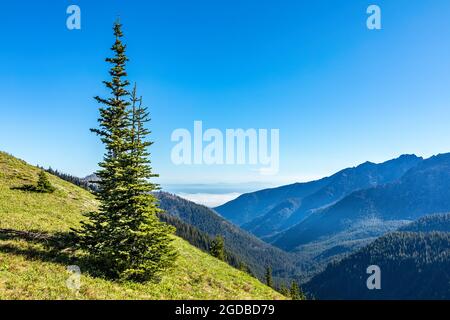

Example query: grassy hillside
[0,152,284,300]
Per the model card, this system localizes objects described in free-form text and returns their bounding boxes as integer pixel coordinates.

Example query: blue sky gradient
[1,0,450,191]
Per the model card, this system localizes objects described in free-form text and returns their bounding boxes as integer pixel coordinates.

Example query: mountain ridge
[272,152,450,262]
[217,154,423,239]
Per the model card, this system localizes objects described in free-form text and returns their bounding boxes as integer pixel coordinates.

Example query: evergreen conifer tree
[36,170,55,193]
[290,281,306,300]
[290,281,300,300]
[279,283,289,297]
[265,266,273,288]
[210,235,225,261]
[238,261,248,273]
[76,21,176,282]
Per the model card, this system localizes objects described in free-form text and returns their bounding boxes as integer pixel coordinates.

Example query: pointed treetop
[113,19,123,38]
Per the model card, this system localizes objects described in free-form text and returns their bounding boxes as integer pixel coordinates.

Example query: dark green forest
[305,221,450,299]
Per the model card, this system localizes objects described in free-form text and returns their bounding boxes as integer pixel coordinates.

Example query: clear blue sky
[1,0,450,189]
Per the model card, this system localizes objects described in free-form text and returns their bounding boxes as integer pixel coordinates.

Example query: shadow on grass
[0,228,104,279]
[0,228,166,284]
[10,185,39,192]
[9,185,54,193]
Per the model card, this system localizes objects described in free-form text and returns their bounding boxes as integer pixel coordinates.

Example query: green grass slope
[0,152,283,300]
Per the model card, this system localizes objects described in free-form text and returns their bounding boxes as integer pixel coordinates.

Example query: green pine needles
[210,235,226,261]
[290,281,306,300]
[75,21,176,282]
[14,170,56,193]
[265,266,273,288]
[36,170,56,193]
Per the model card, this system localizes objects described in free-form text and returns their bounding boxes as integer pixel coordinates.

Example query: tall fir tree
[290,281,300,300]
[265,266,273,288]
[76,21,176,282]
[279,282,289,297]
[290,281,306,300]
[210,235,225,261]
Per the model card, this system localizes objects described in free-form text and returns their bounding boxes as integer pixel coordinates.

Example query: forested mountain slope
[157,192,300,282]
[304,213,450,299]
[274,153,450,255]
